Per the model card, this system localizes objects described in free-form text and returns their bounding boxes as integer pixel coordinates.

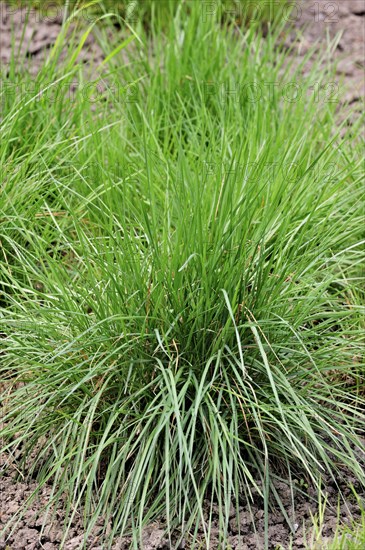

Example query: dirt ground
[0,1,364,548]
[1,446,365,549]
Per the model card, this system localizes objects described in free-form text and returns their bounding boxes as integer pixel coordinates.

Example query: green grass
[0,2,364,549]
[305,488,365,549]
[327,519,365,550]
[5,0,286,25]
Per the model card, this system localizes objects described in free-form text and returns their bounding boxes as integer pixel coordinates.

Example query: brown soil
[0,1,364,549]
[0,3,105,72]
[290,0,364,105]
[1,445,365,549]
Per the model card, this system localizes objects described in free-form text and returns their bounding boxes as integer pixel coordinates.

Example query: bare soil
[1,444,365,549]
[0,1,364,548]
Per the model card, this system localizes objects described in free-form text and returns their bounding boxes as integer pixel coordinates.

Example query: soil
[285,0,365,105]
[0,441,365,550]
[1,444,365,550]
[0,1,364,548]
[0,3,105,72]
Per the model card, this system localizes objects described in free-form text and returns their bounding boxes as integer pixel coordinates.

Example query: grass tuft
[0,1,364,548]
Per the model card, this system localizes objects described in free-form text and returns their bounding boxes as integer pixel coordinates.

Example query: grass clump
[4,0,286,26]
[0,2,364,548]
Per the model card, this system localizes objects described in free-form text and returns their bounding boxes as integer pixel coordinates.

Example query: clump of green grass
[0,2,364,549]
[305,488,365,550]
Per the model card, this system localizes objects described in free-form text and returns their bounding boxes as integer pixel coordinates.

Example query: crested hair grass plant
[5,0,284,23]
[0,1,364,548]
